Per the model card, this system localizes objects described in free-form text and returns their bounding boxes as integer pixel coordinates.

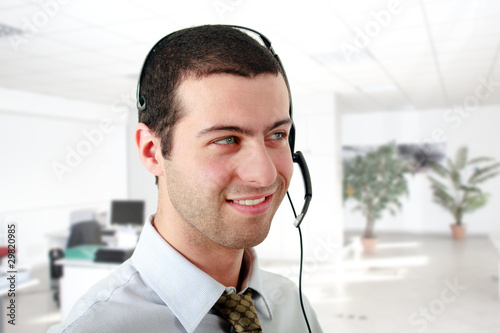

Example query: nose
[236,143,277,187]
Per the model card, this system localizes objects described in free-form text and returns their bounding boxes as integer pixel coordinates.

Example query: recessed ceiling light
[359,83,397,93]
[388,104,416,111]
[313,49,372,65]
[0,23,24,38]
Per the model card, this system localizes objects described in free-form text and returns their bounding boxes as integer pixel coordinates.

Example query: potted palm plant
[428,146,500,239]
[343,142,411,253]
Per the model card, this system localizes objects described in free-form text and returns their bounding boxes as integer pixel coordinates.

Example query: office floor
[267,233,500,333]
[10,233,500,333]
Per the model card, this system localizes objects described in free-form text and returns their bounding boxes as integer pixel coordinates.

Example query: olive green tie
[213,288,262,333]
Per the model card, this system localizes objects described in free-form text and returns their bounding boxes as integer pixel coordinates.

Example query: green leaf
[455,146,468,170]
[428,161,448,178]
[468,162,500,185]
[342,142,409,228]
[468,157,494,165]
[427,146,499,224]
[472,171,500,185]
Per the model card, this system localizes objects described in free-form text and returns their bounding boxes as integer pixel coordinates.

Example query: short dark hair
[137,24,287,159]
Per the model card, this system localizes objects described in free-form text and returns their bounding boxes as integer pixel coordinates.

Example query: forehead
[176,73,290,126]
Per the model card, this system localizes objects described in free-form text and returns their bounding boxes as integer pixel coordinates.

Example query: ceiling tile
[378,55,436,71]
[439,57,494,76]
[423,0,500,21]
[53,67,108,80]
[94,63,139,77]
[1,0,500,112]
[1,56,75,74]
[36,15,88,34]
[0,39,30,61]
[369,43,433,60]
[96,44,151,67]
[332,0,404,18]
[49,51,118,67]
[0,62,31,77]
[370,27,430,48]
[63,0,154,26]
[103,19,179,46]
[0,4,40,29]
[0,0,35,10]
[430,20,500,42]
[48,28,135,50]
[434,36,500,55]
[13,36,79,56]
[338,92,387,112]
[422,0,486,24]
[396,74,442,87]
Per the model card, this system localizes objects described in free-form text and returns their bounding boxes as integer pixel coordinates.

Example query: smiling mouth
[231,197,267,206]
[226,194,274,215]
[228,193,274,206]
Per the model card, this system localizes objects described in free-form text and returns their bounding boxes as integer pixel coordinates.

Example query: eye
[268,132,286,140]
[214,136,238,145]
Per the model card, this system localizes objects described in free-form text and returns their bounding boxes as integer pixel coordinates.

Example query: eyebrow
[197,118,292,137]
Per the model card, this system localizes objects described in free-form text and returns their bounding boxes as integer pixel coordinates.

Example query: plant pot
[450,224,466,240]
[361,237,378,254]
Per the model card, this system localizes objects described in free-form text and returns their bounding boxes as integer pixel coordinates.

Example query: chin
[220,226,271,250]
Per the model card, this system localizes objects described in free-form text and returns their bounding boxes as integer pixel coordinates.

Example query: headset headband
[135,25,296,154]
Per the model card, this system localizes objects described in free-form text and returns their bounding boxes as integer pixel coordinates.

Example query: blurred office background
[1,0,500,332]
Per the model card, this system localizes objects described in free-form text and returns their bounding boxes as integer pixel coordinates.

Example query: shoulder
[48,261,172,333]
[258,269,324,332]
[259,269,301,308]
[260,269,299,293]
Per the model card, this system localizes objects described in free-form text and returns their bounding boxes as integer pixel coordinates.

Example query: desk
[46,229,118,248]
[57,259,120,320]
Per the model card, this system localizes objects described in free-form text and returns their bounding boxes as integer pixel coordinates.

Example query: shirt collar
[131,216,272,332]
[241,248,273,320]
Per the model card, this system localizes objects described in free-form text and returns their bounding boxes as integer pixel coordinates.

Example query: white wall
[0,88,129,266]
[342,105,500,236]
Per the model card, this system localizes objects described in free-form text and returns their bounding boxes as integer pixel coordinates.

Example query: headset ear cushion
[289,122,296,154]
[137,95,146,111]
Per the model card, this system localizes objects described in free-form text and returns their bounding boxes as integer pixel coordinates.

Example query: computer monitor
[110,200,145,227]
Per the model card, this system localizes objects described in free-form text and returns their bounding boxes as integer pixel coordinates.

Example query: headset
[136,25,313,332]
[136,25,312,228]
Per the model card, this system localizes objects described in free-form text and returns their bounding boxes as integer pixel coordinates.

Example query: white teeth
[235,197,266,206]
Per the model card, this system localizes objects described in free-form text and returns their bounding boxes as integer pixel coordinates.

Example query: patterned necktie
[213,288,262,333]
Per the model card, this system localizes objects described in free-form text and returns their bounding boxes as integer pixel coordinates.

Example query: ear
[135,123,164,177]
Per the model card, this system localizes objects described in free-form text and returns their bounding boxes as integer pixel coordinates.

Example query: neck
[153,209,245,288]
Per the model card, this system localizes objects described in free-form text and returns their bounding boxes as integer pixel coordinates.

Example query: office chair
[49,220,103,306]
[66,220,103,248]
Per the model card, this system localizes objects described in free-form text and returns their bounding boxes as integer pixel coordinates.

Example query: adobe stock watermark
[391,74,499,172]
[340,0,403,63]
[442,75,499,130]
[9,0,70,52]
[213,0,245,20]
[268,235,341,306]
[402,278,467,333]
[51,91,135,182]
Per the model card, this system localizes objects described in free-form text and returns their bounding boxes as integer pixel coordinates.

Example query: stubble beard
[164,165,285,250]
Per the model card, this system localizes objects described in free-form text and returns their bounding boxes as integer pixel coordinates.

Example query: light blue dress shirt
[48,216,323,333]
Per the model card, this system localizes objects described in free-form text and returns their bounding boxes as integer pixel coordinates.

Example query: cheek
[202,158,234,189]
[275,153,294,186]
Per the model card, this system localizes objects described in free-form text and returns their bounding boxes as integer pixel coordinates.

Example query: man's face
[160,73,293,249]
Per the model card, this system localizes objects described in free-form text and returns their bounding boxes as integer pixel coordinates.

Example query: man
[49,25,323,332]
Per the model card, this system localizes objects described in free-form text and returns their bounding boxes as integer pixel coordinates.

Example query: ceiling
[0,0,499,113]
